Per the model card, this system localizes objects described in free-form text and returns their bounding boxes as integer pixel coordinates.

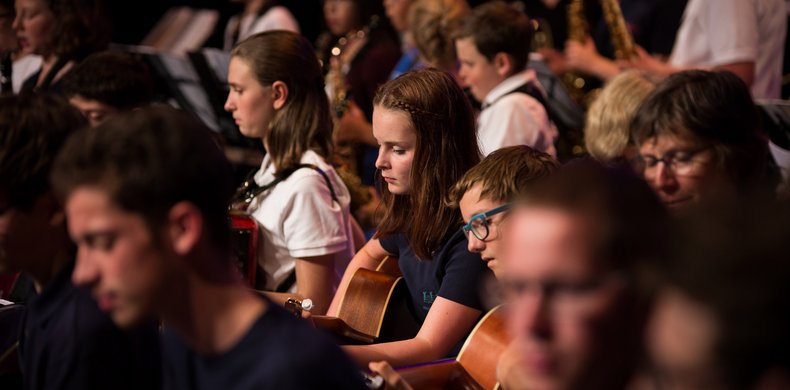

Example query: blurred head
[226,31,333,172]
[631,70,778,210]
[323,0,386,36]
[0,94,85,275]
[648,202,790,390]
[52,107,234,328]
[454,1,531,101]
[62,51,154,127]
[373,68,480,260]
[585,70,658,163]
[449,145,558,278]
[13,0,109,59]
[499,159,668,390]
[383,0,412,33]
[409,0,469,71]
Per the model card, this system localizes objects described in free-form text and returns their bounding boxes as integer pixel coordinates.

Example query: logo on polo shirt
[421,291,436,310]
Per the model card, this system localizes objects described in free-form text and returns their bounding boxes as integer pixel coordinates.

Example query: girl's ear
[272,81,289,110]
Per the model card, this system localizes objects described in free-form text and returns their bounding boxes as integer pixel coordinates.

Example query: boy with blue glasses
[449,145,558,279]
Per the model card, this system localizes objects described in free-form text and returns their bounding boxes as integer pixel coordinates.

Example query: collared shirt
[478,69,557,156]
[19,261,161,390]
[669,0,786,99]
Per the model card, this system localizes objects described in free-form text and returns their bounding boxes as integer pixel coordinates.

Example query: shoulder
[378,233,407,255]
[247,307,366,388]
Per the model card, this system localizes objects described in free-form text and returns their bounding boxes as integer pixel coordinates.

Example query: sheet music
[153,53,219,132]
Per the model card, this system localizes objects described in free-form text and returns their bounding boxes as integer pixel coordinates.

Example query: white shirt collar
[483,68,540,106]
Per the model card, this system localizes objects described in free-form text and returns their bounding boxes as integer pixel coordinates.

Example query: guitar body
[229,212,259,288]
[311,257,420,344]
[396,305,511,390]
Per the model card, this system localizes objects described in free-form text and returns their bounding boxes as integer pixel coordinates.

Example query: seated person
[449,145,558,279]
[61,51,154,127]
[454,1,556,156]
[630,70,780,210]
[329,68,491,368]
[52,106,367,389]
[0,0,40,94]
[0,93,160,389]
[496,159,670,390]
[15,0,110,94]
[224,31,356,314]
[647,200,790,389]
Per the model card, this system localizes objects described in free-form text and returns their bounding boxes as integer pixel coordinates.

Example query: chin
[110,307,147,329]
[387,184,409,195]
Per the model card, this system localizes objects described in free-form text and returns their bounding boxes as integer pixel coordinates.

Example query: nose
[223,92,235,113]
[467,233,486,253]
[11,13,21,31]
[72,248,100,287]
[374,149,389,171]
[651,162,679,194]
[511,289,552,339]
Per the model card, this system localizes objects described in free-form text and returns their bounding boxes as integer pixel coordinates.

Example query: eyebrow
[72,229,117,244]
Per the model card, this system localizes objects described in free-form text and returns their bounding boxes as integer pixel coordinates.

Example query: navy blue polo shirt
[379,228,492,354]
[19,260,161,390]
[160,302,367,390]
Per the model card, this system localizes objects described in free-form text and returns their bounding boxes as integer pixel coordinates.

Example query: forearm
[343,336,440,368]
[585,55,621,82]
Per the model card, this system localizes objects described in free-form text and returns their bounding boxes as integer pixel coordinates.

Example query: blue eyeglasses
[463,204,511,241]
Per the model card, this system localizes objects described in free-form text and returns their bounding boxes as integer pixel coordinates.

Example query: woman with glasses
[327,68,489,368]
[630,70,780,210]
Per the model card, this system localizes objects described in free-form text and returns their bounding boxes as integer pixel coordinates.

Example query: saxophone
[564,0,590,102]
[600,0,637,60]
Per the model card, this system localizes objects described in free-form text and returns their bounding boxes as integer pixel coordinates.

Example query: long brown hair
[374,68,480,260]
[232,31,333,173]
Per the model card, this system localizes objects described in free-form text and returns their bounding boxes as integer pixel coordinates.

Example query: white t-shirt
[477,69,557,156]
[669,0,786,99]
[223,6,300,50]
[247,150,354,292]
[11,54,42,93]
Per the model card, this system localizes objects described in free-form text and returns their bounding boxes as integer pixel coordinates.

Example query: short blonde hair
[409,0,469,70]
[584,70,659,162]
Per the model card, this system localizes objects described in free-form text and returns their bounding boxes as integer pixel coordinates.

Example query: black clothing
[161,303,367,390]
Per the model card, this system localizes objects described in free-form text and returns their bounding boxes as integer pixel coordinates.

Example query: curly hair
[409,0,469,70]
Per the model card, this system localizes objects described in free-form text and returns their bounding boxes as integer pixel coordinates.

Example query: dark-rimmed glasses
[636,145,713,178]
[462,204,511,241]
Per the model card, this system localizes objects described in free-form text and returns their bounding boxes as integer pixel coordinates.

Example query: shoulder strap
[505,82,549,110]
[232,163,340,209]
[36,56,69,91]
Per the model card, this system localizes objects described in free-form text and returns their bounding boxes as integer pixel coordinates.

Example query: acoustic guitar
[394,304,511,390]
[310,257,421,344]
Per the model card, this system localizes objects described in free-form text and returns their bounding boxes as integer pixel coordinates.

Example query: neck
[243,0,269,17]
[162,257,267,355]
